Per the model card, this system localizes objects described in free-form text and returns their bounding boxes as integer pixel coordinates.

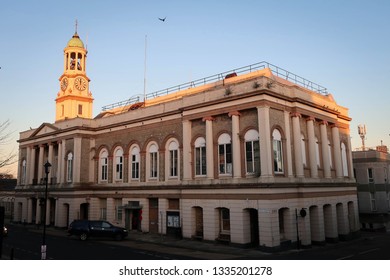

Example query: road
[1,224,194,260]
[2,223,390,260]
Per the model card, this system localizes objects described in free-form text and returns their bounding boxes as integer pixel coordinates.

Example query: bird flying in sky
[158,17,166,22]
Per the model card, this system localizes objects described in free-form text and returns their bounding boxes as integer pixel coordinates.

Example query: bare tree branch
[0,119,17,172]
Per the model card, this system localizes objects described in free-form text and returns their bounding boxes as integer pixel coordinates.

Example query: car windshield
[101,222,112,228]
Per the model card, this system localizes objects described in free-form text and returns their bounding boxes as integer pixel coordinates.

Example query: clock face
[60,78,68,91]
[75,77,87,91]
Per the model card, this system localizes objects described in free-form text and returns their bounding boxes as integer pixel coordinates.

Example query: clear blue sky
[1,0,389,176]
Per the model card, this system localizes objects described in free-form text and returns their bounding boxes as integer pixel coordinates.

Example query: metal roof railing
[102,61,328,111]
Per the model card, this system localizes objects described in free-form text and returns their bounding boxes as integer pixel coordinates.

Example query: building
[14,30,359,251]
[353,146,390,230]
[0,178,17,220]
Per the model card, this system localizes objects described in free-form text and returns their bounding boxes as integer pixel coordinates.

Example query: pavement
[1,222,380,260]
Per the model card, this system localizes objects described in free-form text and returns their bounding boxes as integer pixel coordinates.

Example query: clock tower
[55,26,93,122]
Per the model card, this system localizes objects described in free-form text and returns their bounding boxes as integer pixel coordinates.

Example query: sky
[1,0,389,176]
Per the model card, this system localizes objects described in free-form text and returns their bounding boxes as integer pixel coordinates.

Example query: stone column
[64,52,67,72]
[89,138,96,183]
[229,111,242,178]
[284,111,294,177]
[320,121,331,178]
[291,113,304,178]
[60,141,66,184]
[203,116,215,179]
[347,134,354,179]
[25,146,31,185]
[182,120,192,180]
[48,143,54,183]
[37,145,45,184]
[73,137,82,182]
[331,124,343,178]
[57,141,63,183]
[257,106,273,178]
[29,147,36,185]
[306,117,318,178]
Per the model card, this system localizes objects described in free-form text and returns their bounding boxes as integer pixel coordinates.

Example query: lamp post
[41,160,51,260]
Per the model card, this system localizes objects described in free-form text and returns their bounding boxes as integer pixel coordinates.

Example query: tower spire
[75,19,78,34]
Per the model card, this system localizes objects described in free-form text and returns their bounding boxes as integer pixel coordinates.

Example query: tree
[0,120,17,173]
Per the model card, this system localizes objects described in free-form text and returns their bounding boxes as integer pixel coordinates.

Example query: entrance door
[249,209,259,246]
[80,203,89,220]
[149,198,159,233]
[194,207,203,238]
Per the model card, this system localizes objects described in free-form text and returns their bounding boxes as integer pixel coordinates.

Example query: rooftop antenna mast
[143,35,147,103]
[358,124,367,151]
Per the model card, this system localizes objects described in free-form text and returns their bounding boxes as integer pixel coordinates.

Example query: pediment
[30,123,59,137]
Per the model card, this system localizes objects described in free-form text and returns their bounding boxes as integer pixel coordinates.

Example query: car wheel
[80,233,88,241]
[114,234,123,241]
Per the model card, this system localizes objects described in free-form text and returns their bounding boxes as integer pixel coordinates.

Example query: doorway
[149,198,159,234]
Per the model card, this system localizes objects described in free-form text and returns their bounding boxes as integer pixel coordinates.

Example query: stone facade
[13,33,359,251]
[353,148,390,230]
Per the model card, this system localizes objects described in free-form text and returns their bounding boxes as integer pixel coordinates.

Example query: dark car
[68,220,128,241]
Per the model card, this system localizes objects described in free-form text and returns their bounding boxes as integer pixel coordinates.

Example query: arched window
[99,149,108,182]
[341,142,348,177]
[167,139,179,178]
[218,133,232,175]
[194,137,206,176]
[148,143,158,179]
[67,153,73,182]
[301,134,307,167]
[245,129,260,175]
[114,148,123,181]
[272,129,284,173]
[130,145,140,180]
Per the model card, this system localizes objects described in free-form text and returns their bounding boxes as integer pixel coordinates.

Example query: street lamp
[41,160,51,260]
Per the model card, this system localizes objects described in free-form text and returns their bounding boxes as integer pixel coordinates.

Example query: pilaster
[229,111,242,178]
[203,116,215,179]
[291,112,304,177]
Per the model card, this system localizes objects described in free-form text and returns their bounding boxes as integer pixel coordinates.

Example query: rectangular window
[131,154,139,179]
[195,146,206,176]
[220,208,230,232]
[116,156,123,180]
[368,168,374,183]
[246,140,260,175]
[115,199,123,221]
[219,144,232,175]
[78,104,83,115]
[170,149,178,177]
[150,152,158,178]
[273,140,284,173]
[101,158,108,181]
[100,208,107,220]
[67,159,73,182]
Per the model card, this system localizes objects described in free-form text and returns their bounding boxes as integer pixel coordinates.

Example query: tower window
[78,104,83,115]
